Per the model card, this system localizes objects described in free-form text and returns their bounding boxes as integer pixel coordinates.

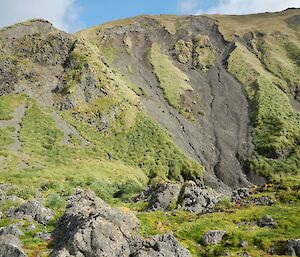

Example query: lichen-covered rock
[7,200,55,225]
[0,224,24,237]
[258,215,277,228]
[286,239,300,256]
[50,189,192,257]
[178,181,220,214]
[202,230,226,245]
[148,183,181,211]
[0,234,27,257]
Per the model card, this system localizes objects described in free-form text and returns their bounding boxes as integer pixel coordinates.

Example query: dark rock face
[258,215,277,228]
[202,230,226,245]
[147,183,181,211]
[286,239,300,256]
[7,200,55,225]
[179,181,220,214]
[0,234,27,257]
[50,189,192,257]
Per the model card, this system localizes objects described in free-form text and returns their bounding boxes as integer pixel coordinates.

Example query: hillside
[0,9,299,257]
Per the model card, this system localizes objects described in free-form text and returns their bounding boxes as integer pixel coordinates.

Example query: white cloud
[197,0,300,15]
[178,0,199,14]
[0,0,81,32]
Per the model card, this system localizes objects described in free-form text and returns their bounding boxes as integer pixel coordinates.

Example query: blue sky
[1,0,300,32]
[79,0,215,28]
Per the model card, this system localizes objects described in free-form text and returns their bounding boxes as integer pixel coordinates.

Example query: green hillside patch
[150,42,194,118]
[0,94,25,120]
[57,40,204,183]
[63,104,204,183]
[228,43,300,177]
[138,202,300,257]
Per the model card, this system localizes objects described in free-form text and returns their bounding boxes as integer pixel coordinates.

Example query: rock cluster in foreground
[50,188,192,257]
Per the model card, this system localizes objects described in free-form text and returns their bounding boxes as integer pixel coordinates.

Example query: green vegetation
[174,36,215,72]
[0,127,15,157]
[228,36,300,177]
[193,36,215,71]
[150,42,194,117]
[0,94,24,120]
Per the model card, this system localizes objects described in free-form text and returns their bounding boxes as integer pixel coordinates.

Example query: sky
[0,0,300,32]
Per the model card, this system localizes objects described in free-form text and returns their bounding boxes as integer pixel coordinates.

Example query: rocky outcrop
[50,189,192,257]
[0,234,27,257]
[202,230,226,245]
[286,239,300,256]
[7,200,55,225]
[147,183,181,211]
[178,181,220,214]
[143,181,220,214]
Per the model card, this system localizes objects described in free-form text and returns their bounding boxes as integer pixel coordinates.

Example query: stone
[179,181,220,214]
[258,215,277,227]
[231,188,251,202]
[286,239,300,256]
[0,225,24,237]
[0,234,27,257]
[202,230,226,245]
[240,240,248,248]
[50,189,192,257]
[131,234,192,257]
[148,183,181,211]
[251,196,275,206]
[7,200,55,225]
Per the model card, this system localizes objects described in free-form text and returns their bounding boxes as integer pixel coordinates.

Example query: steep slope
[214,8,300,177]
[0,19,203,202]
[0,10,300,257]
[77,15,254,191]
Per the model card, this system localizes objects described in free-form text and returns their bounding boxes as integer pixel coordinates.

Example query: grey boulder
[0,234,27,257]
[258,215,277,228]
[0,224,24,237]
[286,239,300,256]
[7,200,55,225]
[202,230,226,245]
[131,234,192,257]
[148,183,181,211]
[231,188,251,202]
[179,181,220,214]
[50,188,192,257]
